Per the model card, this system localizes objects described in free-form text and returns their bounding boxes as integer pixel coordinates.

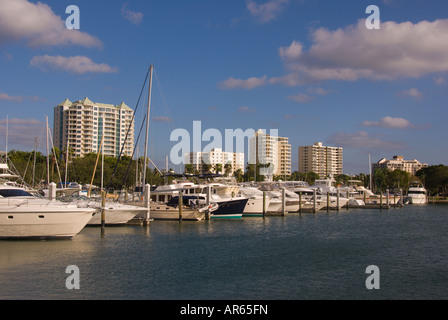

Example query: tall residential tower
[298,142,343,178]
[54,97,134,158]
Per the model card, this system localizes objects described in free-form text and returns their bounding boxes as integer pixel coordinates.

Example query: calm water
[0,204,447,300]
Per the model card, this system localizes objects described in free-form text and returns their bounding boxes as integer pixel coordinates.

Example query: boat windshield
[409,190,426,195]
[0,189,34,198]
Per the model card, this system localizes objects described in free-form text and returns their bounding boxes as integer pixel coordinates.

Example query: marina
[1,1,448,305]
[0,204,446,300]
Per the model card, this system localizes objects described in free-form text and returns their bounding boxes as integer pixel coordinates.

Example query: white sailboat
[82,131,144,225]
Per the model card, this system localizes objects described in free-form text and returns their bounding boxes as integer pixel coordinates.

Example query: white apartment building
[298,142,343,178]
[372,155,428,175]
[185,148,244,176]
[54,97,134,158]
[249,129,292,178]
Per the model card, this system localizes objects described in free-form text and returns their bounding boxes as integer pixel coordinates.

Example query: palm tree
[224,163,232,177]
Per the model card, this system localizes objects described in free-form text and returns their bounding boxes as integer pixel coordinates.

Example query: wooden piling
[178,191,183,222]
[101,190,106,229]
[281,188,286,216]
[336,189,340,211]
[263,191,266,218]
[380,191,383,210]
[386,189,390,209]
[326,192,330,212]
[346,191,350,210]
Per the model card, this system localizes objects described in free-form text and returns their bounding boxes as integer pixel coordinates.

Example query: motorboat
[150,181,246,219]
[309,178,350,209]
[406,183,427,205]
[238,186,280,216]
[279,181,326,212]
[148,195,219,221]
[258,182,308,212]
[0,184,96,239]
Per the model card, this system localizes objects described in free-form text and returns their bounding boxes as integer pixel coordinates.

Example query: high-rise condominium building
[298,142,343,178]
[185,148,244,175]
[54,97,134,158]
[372,155,428,175]
[249,129,291,178]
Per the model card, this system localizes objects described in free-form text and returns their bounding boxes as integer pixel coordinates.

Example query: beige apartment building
[185,148,244,176]
[372,155,428,175]
[298,142,343,178]
[249,129,291,178]
[54,97,134,158]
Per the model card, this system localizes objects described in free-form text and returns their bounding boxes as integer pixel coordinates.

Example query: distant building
[248,129,291,179]
[298,142,343,178]
[54,97,134,158]
[185,148,244,176]
[372,155,428,175]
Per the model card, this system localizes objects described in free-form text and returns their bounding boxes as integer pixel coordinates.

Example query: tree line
[5,149,165,191]
[6,149,447,197]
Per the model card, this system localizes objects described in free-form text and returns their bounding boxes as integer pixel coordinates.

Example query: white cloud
[30,55,118,74]
[0,0,102,48]
[434,76,447,86]
[287,93,312,103]
[0,118,45,148]
[121,3,143,25]
[307,87,330,96]
[398,88,423,100]
[275,19,448,85]
[328,131,406,150]
[237,106,256,113]
[362,116,411,129]
[247,0,289,23]
[218,76,267,90]
[279,40,302,60]
[0,92,23,102]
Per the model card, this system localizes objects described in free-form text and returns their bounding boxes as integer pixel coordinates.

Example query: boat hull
[0,207,96,239]
[143,204,205,221]
[243,197,271,217]
[408,195,427,205]
[212,198,247,219]
[88,208,145,225]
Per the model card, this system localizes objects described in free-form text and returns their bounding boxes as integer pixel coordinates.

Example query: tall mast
[65,139,69,186]
[142,65,153,188]
[33,137,37,188]
[369,153,372,191]
[46,116,50,185]
[5,115,8,164]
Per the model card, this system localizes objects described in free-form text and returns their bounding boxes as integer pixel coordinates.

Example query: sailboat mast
[5,115,8,164]
[46,116,50,185]
[65,139,69,186]
[369,153,372,191]
[142,65,153,188]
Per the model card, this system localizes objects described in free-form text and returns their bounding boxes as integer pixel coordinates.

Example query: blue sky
[0,0,447,174]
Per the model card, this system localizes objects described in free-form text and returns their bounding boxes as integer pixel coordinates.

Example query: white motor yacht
[148,181,246,219]
[310,178,350,209]
[407,183,427,205]
[238,186,279,216]
[0,184,96,239]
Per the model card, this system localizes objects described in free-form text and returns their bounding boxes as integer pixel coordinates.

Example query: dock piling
[178,191,183,222]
